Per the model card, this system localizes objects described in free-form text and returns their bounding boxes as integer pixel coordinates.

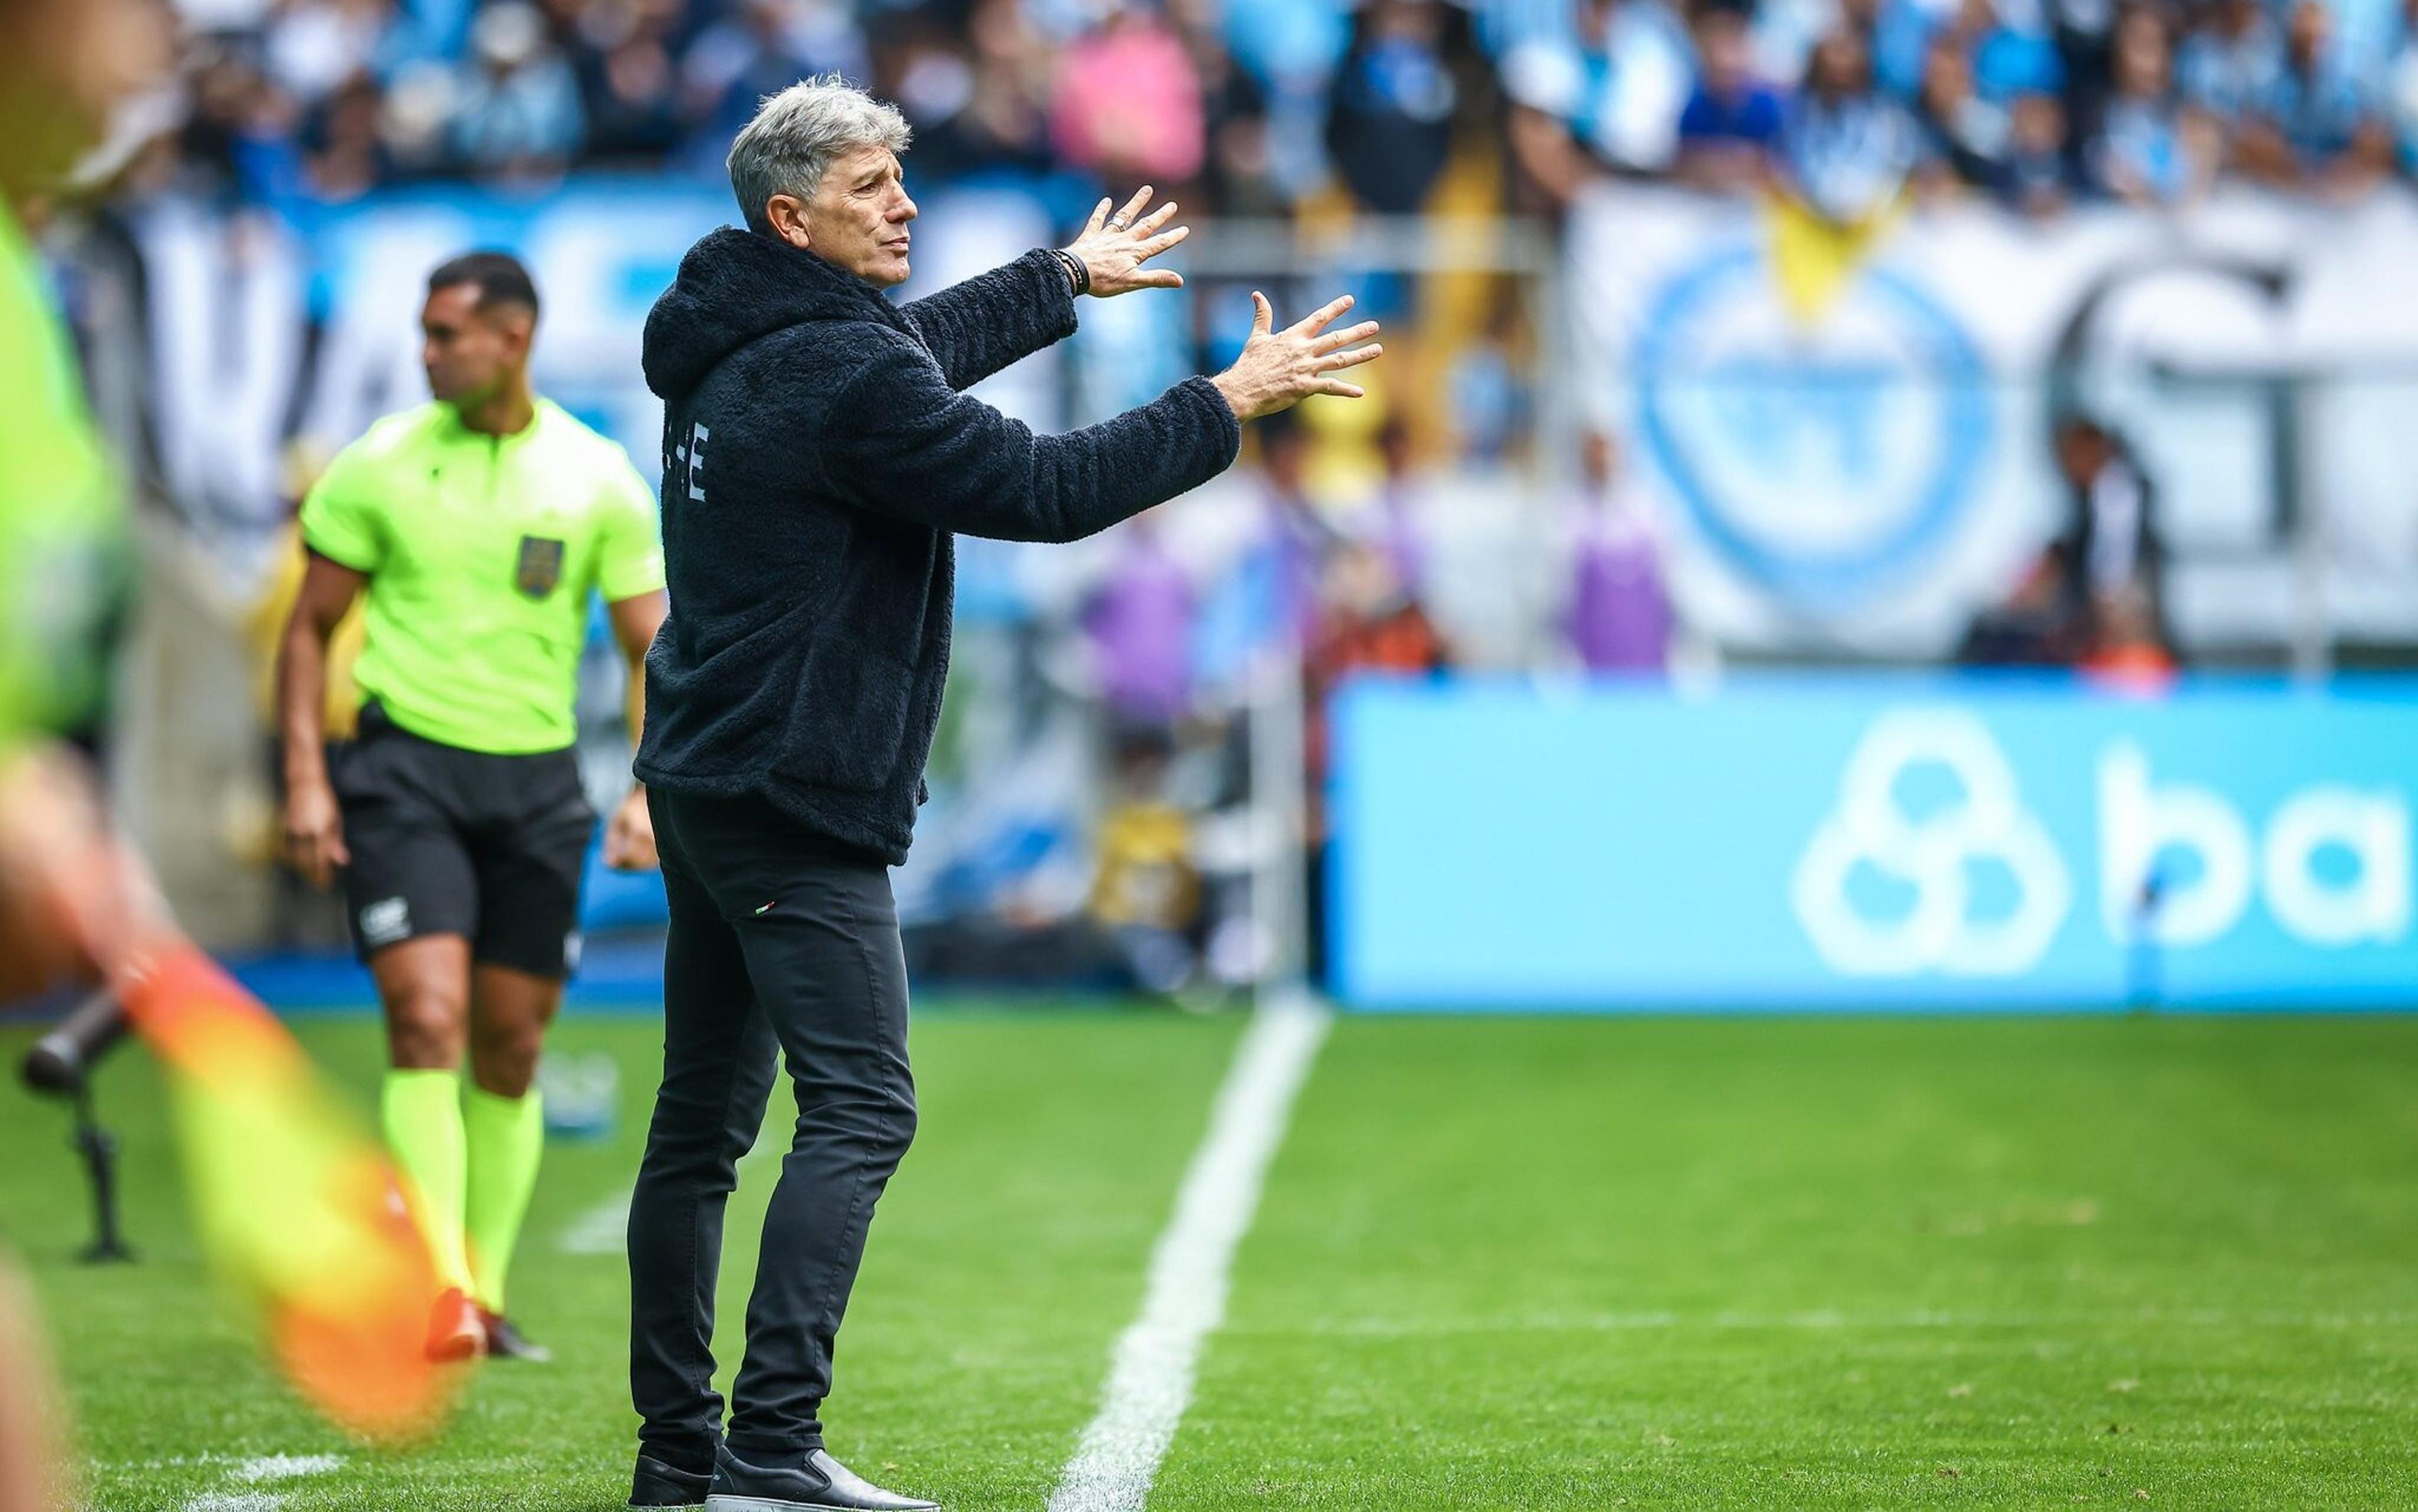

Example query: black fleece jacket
[633,228,1242,863]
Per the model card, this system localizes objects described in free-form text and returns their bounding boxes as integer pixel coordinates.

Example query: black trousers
[629,790,917,1466]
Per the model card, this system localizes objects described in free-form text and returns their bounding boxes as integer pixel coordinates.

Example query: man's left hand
[604,788,658,872]
[1065,185,1189,297]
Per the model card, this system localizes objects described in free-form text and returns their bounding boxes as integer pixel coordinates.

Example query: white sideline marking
[1047,994,1331,1512]
[560,1189,633,1256]
[177,1455,338,1512]
[232,1455,342,1484]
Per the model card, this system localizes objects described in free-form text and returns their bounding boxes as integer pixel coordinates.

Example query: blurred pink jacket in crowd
[1052,15,1205,185]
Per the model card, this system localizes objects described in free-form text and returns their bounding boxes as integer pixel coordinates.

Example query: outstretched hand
[1064,185,1189,298]
[1208,292,1384,423]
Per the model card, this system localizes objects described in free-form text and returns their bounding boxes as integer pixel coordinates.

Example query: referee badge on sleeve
[515,535,567,598]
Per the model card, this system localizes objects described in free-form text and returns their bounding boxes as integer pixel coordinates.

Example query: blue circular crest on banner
[1633,244,1992,605]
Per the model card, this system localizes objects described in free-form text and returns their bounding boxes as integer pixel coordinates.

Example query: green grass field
[4,1007,2417,1510]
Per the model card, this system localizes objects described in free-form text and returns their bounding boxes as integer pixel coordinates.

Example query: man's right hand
[1210,292,1383,423]
[281,779,349,888]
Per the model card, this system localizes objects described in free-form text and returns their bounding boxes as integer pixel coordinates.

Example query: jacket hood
[642,226,911,401]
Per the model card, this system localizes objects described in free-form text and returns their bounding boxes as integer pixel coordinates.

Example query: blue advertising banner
[1329,676,2418,1011]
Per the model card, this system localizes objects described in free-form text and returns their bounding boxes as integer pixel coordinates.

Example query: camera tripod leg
[71,1088,132,1265]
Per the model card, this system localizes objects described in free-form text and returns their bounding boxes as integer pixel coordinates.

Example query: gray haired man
[624,77,1380,1512]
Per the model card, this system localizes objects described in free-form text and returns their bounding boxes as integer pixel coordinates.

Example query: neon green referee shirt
[0,196,122,758]
[300,398,665,756]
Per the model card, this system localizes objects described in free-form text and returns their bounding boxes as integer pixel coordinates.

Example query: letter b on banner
[2097,744,2253,946]
[2099,742,2410,948]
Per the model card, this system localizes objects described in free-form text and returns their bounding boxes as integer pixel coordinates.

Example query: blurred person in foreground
[627,75,1380,1512]
[1,0,457,1474]
[277,249,667,1363]
[0,0,166,1488]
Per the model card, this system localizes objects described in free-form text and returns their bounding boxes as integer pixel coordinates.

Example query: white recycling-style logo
[1791,708,2071,977]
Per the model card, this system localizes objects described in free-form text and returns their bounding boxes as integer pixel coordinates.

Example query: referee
[278,251,667,1363]
[626,79,1378,1512]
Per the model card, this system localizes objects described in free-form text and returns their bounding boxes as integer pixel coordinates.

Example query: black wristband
[1055,247,1090,297]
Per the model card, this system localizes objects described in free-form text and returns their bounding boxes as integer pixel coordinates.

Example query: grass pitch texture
[4,1010,2414,1509]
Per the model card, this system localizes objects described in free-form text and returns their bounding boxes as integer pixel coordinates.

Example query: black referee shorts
[329,702,596,979]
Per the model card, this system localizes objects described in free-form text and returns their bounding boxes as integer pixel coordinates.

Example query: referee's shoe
[480,1306,553,1362]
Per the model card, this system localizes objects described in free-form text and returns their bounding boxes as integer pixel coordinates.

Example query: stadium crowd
[138,0,2418,220]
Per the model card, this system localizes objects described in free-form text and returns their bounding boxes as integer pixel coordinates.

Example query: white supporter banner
[1567,184,2418,657]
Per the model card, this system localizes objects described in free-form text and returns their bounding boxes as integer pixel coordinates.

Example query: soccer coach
[625,76,1380,1512]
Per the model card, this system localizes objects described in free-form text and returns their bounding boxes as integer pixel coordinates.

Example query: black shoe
[477,1308,552,1362]
[629,1452,713,1509]
[705,1443,938,1511]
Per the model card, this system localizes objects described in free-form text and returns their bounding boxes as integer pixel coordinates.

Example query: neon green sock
[381,1069,473,1295]
[463,1084,545,1316]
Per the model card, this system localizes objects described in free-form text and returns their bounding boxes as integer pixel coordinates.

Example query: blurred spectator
[2232,1,2391,193]
[899,0,1053,183]
[1961,0,2065,103]
[1997,88,2073,213]
[1191,414,1338,700]
[681,0,864,158]
[1444,282,1531,463]
[174,45,305,204]
[1301,537,1447,986]
[1052,3,1205,186]
[2177,0,2281,127]
[301,72,395,200]
[265,0,402,108]
[2393,0,2418,174]
[1870,0,1938,101]
[1756,0,1879,93]
[1564,429,1671,676]
[1961,414,2167,666]
[1676,4,1785,191]
[1505,0,1696,205]
[67,0,2417,222]
[2092,6,2214,205]
[2048,0,2121,138]
[450,2,584,179]
[1082,517,1198,731]
[2050,415,2166,644]
[1912,33,2014,191]
[1218,0,1351,198]
[1087,725,1204,996]
[1184,0,1283,215]
[1308,540,1448,702]
[380,59,460,176]
[1325,0,1461,215]
[1783,29,1921,223]
[573,0,686,164]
